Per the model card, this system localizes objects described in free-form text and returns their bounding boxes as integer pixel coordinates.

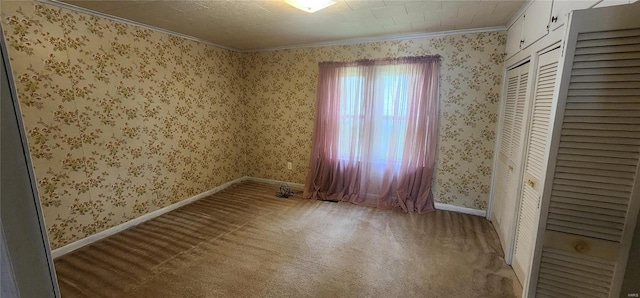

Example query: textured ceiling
[57,0,525,51]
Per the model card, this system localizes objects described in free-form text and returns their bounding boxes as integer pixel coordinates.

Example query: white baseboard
[50,176,248,259]
[51,176,485,258]
[244,176,305,190]
[246,177,486,216]
[435,202,486,217]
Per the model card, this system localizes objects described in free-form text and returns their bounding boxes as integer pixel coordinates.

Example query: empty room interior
[1,0,640,297]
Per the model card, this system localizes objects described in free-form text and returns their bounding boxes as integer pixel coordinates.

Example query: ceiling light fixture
[285,0,336,13]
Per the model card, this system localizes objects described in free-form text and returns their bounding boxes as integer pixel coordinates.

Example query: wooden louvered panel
[572,66,640,76]
[552,186,630,203]
[557,150,637,164]
[574,44,640,56]
[564,97,640,104]
[547,29,640,243]
[526,60,557,179]
[573,59,640,69]
[540,271,610,293]
[564,109,640,117]
[514,184,538,268]
[540,266,612,287]
[555,172,634,186]
[569,81,640,89]
[510,72,528,162]
[571,73,640,82]
[555,165,635,180]
[564,103,640,112]
[556,152,638,165]
[492,63,529,262]
[501,75,519,156]
[538,277,607,297]
[549,201,626,217]
[573,52,640,62]
[577,28,640,41]
[551,194,627,211]
[563,116,640,124]
[546,223,621,242]
[536,287,595,298]
[559,146,638,157]
[536,247,615,298]
[560,137,639,148]
[549,208,625,225]
[575,36,640,48]
[555,159,637,173]
[568,88,639,96]
[529,6,640,298]
[528,140,546,178]
[512,48,560,284]
[563,122,640,131]
[493,68,520,232]
[547,213,623,231]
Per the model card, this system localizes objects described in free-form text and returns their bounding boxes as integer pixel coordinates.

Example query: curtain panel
[303,56,441,213]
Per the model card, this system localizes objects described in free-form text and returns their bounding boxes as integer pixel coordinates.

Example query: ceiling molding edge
[38,0,239,52]
[37,0,507,53]
[242,26,507,52]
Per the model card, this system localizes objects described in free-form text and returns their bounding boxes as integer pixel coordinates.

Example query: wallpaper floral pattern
[3,1,504,249]
[2,1,246,249]
[242,33,505,211]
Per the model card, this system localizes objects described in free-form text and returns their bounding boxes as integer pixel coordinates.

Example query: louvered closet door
[500,65,531,263]
[512,47,561,284]
[529,3,640,297]
[493,65,529,257]
[493,69,519,245]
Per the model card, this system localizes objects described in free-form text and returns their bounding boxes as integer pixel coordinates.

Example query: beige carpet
[54,181,521,297]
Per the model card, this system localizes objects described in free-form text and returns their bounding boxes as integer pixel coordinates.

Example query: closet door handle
[509,165,514,171]
[551,16,558,23]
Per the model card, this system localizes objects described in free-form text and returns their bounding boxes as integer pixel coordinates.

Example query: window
[305,56,440,211]
[338,73,364,160]
[337,67,411,168]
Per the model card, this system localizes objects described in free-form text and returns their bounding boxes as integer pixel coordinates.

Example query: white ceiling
[57,0,526,51]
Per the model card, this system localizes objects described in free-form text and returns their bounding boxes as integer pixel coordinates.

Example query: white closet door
[528,3,640,297]
[492,69,519,250]
[501,65,531,263]
[492,62,530,261]
[513,47,561,284]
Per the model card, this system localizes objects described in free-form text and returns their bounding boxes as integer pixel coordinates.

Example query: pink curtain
[303,56,440,213]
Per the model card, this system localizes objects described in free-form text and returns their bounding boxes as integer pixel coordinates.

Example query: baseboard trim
[244,177,305,190]
[434,203,486,217]
[50,176,248,259]
[246,177,486,216]
[51,176,485,258]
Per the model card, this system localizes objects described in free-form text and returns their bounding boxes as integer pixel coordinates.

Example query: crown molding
[242,26,507,52]
[37,0,506,53]
[38,0,238,52]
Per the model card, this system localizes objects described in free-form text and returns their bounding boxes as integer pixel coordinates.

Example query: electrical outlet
[287,162,292,170]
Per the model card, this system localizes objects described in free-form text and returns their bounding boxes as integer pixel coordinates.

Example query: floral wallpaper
[3,0,504,249]
[2,1,246,249]
[242,33,505,211]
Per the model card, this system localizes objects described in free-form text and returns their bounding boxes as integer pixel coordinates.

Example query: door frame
[1,25,61,297]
